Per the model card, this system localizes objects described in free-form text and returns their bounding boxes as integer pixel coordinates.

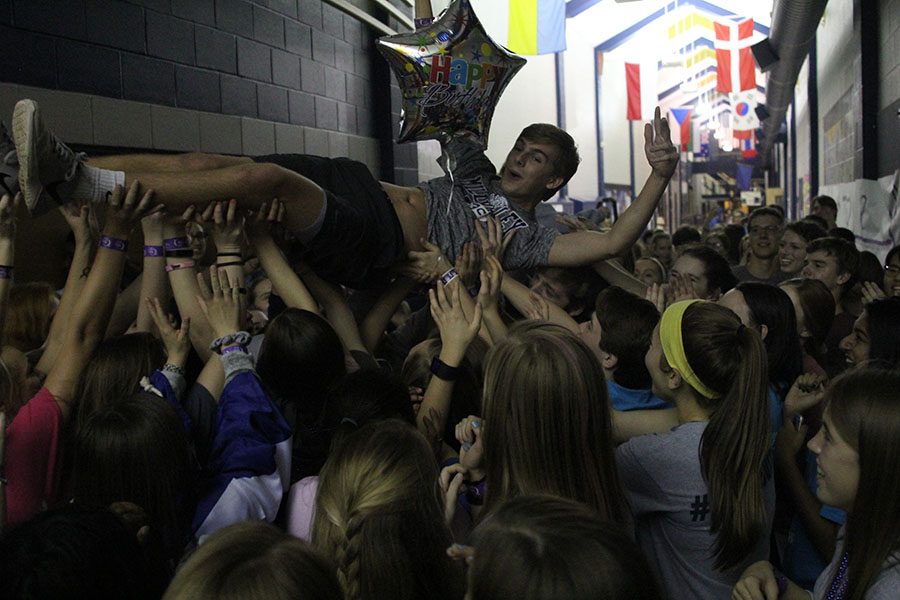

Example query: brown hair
[519,123,580,200]
[595,286,660,389]
[780,278,835,363]
[311,420,461,600]
[666,302,770,570]
[481,322,628,524]
[825,367,900,600]
[468,495,663,600]
[163,522,342,600]
[807,236,860,289]
[2,282,56,352]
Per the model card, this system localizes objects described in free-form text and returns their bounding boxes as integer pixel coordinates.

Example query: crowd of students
[0,99,899,600]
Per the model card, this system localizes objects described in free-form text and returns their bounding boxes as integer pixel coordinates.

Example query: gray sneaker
[0,122,20,197]
[12,99,84,215]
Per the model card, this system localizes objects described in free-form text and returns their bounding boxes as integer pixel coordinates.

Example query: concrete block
[253,5,284,48]
[221,74,257,117]
[0,83,21,130]
[275,122,304,153]
[334,39,353,72]
[215,0,253,37]
[300,57,325,94]
[92,97,152,148]
[238,37,272,82]
[314,96,337,130]
[337,102,355,134]
[312,29,335,67]
[13,0,86,39]
[272,48,300,89]
[343,15,362,48]
[267,0,296,19]
[199,112,242,154]
[122,54,176,106]
[324,66,345,101]
[321,2,343,38]
[327,130,348,157]
[288,90,315,127]
[176,66,221,112]
[17,86,94,145]
[257,83,289,122]
[346,134,366,163]
[241,117,275,155]
[298,1,321,29]
[0,25,57,89]
[196,26,236,74]
[85,0,145,52]
[303,126,329,156]
[172,0,215,25]
[151,104,200,151]
[147,11,195,64]
[285,19,312,58]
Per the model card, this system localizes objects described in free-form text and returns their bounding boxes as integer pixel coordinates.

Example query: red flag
[715,19,755,93]
[741,131,758,158]
[626,62,642,120]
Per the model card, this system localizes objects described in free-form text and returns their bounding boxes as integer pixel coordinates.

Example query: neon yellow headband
[659,300,721,400]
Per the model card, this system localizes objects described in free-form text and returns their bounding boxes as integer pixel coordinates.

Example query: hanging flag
[715,18,756,93]
[736,162,754,191]
[691,118,702,154]
[741,131,758,159]
[697,129,710,158]
[508,0,566,55]
[625,62,657,121]
[731,90,758,136]
[669,107,693,150]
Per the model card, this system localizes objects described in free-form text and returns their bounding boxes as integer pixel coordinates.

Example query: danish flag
[715,19,756,93]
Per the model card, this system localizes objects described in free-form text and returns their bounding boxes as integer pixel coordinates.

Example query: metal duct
[759,0,829,162]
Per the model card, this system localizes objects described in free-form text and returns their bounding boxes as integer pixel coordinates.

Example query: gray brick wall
[0,0,396,149]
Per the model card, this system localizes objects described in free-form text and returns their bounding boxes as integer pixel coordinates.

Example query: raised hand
[645,282,667,314]
[429,279,482,365]
[783,373,828,419]
[475,217,516,262]
[669,272,698,302]
[455,414,484,473]
[246,198,284,243]
[196,266,244,339]
[645,107,679,180]
[146,297,191,366]
[861,281,886,304]
[523,291,551,322]
[60,199,97,245]
[456,241,484,290]
[477,255,503,315]
[202,198,244,253]
[439,463,467,526]
[103,181,162,237]
[405,238,450,283]
[0,193,19,242]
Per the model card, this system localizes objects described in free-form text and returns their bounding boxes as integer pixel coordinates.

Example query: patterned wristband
[162,362,185,377]
[414,16,434,28]
[164,236,190,252]
[0,265,13,279]
[221,344,247,355]
[143,245,164,257]
[440,268,459,286]
[99,235,128,252]
[165,260,196,273]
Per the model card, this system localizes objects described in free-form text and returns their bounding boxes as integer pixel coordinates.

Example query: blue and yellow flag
[507,0,566,55]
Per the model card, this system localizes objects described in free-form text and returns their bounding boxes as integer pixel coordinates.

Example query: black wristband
[430,356,460,381]
[166,249,194,258]
[216,251,243,257]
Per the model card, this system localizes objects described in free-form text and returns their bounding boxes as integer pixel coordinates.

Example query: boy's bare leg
[87,152,253,173]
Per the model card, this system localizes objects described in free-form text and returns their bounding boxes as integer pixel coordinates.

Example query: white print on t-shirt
[457,176,529,233]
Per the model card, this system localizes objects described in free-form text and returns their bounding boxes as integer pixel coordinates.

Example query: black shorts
[253,154,405,289]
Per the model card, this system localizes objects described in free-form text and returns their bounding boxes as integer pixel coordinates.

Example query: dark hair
[824,367,900,600]
[256,309,346,480]
[70,392,194,561]
[530,265,606,320]
[784,220,827,244]
[734,283,803,390]
[649,230,671,245]
[2,282,56,353]
[679,245,737,296]
[828,227,856,244]
[672,225,702,247]
[673,303,770,570]
[519,123,581,200]
[865,297,900,368]
[812,194,837,213]
[163,522,342,600]
[855,251,883,286]
[748,206,784,225]
[0,504,167,600]
[780,278,835,363]
[722,224,746,264]
[468,495,663,600]
[595,286,660,389]
[801,214,829,230]
[322,368,416,450]
[75,333,167,430]
[807,237,860,289]
[885,245,900,267]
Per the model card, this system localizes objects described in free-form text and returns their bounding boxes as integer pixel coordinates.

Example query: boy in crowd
[811,195,838,230]
[801,236,860,376]
[732,206,788,285]
[648,230,673,271]
[11,100,678,290]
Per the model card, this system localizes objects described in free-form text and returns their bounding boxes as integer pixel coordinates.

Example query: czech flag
[670,107,693,151]
[715,18,756,93]
[508,0,566,55]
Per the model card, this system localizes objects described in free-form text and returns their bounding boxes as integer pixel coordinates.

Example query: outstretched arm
[548,107,678,266]
[0,194,19,331]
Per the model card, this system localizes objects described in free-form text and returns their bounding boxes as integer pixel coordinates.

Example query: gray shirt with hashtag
[417,139,558,271]
[616,421,776,600]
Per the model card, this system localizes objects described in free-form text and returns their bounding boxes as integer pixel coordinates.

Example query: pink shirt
[285,476,319,541]
[4,387,62,526]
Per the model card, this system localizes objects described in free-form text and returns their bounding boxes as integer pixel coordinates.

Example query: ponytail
[677,303,771,570]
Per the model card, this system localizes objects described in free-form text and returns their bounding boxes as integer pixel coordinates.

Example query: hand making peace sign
[644,106,680,180]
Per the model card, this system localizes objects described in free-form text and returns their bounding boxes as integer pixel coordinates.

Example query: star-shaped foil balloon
[376,0,526,149]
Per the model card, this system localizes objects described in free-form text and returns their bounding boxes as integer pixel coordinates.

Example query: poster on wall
[820,171,900,261]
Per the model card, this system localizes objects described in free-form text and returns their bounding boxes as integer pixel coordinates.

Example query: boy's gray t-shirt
[616,421,775,600]
[418,139,558,271]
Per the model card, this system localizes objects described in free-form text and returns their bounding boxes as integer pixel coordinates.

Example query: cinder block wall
[0,0,419,283]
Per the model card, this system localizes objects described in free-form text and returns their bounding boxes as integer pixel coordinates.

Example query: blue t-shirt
[781,448,847,590]
[607,380,671,411]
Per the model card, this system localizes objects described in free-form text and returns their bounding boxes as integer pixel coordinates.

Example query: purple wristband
[414,16,434,28]
[143,245,164,257]
[221,344,246,355]
[99,235,128,252]
[164,236,190,252]
[0,265,13,279]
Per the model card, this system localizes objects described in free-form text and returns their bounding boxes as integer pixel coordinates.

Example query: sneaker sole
[12,100,42,213]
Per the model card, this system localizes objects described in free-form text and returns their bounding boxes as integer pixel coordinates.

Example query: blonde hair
[163,521,341,600]
[481,321,628,524]
[2,282,56,352]
[311,420,461,600]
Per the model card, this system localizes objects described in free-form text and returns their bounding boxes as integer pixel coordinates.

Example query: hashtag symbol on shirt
[690,494,710,522]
